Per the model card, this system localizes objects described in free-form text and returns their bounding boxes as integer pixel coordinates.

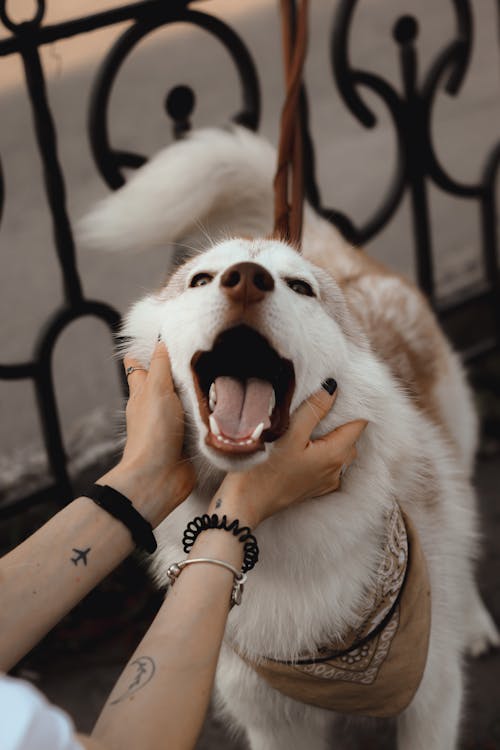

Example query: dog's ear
[153,261,192,301]
[314,270,368,349]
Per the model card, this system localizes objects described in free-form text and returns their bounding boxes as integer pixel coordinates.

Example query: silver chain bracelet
[166,557,248,607]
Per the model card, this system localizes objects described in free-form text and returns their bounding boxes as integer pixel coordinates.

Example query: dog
[81,126,499,749]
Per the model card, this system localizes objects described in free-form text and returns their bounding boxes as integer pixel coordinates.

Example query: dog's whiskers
[194,220,216,249]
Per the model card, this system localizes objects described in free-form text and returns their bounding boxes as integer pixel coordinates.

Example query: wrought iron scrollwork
[0,0,260,515]
[0,0,45,32]
[89,3,260,189]
[303,0,500,322]
[0,0,499,518]
[0,0,125,514]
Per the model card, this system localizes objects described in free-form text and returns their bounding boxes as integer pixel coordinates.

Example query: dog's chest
[232,503,431,718]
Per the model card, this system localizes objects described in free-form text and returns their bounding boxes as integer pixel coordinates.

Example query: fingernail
[321,378,337,395]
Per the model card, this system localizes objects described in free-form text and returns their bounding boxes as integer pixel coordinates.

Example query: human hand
[100,342,195,526]
[209,382,367,529]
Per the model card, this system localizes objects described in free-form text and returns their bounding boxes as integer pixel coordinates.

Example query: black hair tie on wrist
[182,514,259,573]
[83,484,157,554]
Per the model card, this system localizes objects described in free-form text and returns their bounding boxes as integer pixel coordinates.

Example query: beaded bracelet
[182,513,259,573]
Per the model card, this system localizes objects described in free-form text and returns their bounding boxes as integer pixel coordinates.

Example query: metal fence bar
[302,0,500,359]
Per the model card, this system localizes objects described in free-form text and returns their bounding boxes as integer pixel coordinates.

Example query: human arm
[89,385,367,750]
[0,343,195,672]
[1,343,365,750]
[87,526,243,750]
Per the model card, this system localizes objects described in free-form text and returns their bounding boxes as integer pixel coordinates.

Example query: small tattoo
[71,547,91,566]
[110,656,156,705]
[215,498,222,509]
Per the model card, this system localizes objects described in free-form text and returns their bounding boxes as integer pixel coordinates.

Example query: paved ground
[1,1,500,747]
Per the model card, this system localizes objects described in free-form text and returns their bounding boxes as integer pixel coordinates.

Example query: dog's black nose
[220,262,274,305]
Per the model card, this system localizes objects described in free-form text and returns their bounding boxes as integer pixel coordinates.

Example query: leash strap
[273,0,309,248]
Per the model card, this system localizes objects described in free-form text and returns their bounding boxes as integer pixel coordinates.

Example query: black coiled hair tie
[182,513,259,573]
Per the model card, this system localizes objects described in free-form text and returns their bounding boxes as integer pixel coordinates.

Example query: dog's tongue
[213,376,273,440]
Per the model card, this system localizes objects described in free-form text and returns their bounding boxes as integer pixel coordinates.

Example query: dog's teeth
[209,383,217,411]
[209,415,221,436]
[251,422,265,441]
[269,390,276,416]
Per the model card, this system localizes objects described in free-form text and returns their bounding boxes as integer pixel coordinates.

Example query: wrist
[189,528,245,569]
[182,509,259,574]
[98,463,177,527]
[208,475,262,530]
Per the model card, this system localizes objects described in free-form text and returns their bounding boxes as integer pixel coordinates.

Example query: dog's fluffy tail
[79,126,280,253]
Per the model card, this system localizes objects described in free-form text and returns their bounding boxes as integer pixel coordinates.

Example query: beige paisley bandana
[242,503,431,718]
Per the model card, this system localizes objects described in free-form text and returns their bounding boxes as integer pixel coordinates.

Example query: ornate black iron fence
[1,0,499,519]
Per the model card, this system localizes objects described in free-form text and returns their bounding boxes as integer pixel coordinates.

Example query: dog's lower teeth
[213,431,259,447]
[209,382,217,411]
[209,414,221,436]
[210,416,264,447]
[251,422,265,441]
[269,390,276,416]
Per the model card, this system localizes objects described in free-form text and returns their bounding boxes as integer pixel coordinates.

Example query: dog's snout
[220,262,274,305]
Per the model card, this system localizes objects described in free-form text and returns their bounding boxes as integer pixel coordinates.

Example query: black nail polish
[321,378,337,395]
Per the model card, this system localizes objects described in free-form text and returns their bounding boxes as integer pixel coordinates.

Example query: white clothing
[0,674,83,750]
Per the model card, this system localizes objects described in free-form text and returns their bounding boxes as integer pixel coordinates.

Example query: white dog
[81,126,499,750]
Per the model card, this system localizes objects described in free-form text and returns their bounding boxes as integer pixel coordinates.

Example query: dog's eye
[190,273,214,288]
[286,278,315,297]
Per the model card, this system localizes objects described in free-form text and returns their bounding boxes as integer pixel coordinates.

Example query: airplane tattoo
[71,547,91,566]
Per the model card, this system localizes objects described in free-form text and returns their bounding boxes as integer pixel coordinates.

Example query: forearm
[76,734,108,750]
[0,493,135,671]
[0,464,171,672]
[92,527,244,750]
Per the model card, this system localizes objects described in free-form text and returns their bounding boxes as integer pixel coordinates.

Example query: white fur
[80,127,498,749]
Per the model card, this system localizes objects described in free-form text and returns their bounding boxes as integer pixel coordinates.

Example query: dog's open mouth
[191,325,295,455]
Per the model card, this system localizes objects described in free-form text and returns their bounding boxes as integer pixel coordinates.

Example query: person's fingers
[123,354,148,394]
[331,419,368,451]
[312,419,368,464]
[337,445,358,478]
[345,444,358,466]
[148,341,176,394]
[287,381,338,443]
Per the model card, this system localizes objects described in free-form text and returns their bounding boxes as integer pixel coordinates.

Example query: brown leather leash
[273,0,309,250]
